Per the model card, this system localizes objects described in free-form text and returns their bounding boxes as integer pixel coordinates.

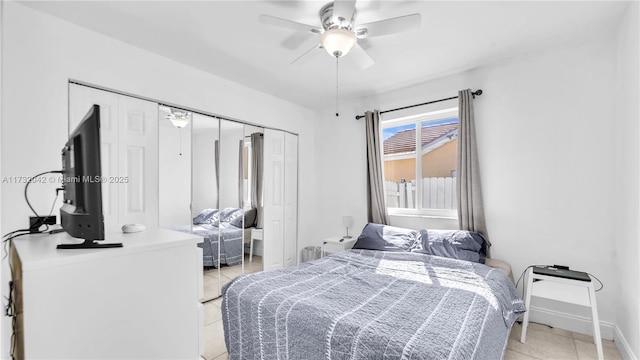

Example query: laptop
[532,265,591,282]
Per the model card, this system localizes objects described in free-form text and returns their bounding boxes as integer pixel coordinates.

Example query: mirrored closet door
[215,119,246,290]
[191,114,223,299]
[243,125,265,274]
[158,106,192,229]
[158,105,299,297]
[159,109,223,299]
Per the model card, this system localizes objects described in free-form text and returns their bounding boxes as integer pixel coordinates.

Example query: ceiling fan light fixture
[320,28,357,58]
[167,109,191,128]
[169,117,190,128]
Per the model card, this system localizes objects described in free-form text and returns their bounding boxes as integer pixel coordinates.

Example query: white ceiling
[22,1,629,111]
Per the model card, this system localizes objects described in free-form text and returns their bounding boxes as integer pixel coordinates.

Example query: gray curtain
[250,133,264,228]
[365,110,390,225]
[456,89,488,242]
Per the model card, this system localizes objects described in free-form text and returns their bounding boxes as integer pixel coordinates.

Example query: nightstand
[321,236,357,257]
[250,228,263,262]
[520,266,603,360]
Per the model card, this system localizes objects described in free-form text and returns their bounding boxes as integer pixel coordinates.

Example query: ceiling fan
[259,0,421,69]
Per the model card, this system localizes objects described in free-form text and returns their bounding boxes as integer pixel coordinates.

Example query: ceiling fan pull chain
[336,56,340,117]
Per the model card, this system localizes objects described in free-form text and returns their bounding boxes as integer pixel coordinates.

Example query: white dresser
[9,228,203,360]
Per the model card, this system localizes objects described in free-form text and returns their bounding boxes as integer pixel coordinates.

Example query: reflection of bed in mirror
[169,208,256,267]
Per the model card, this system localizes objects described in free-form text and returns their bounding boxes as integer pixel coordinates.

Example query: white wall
[613,2,640,359]
[317,17,630,342]
[311,108,367,244]
[0,2,317,357]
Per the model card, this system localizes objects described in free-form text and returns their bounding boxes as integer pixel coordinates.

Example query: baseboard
[614,325,638,360]
[528,306,639,359]
[528,306,615,340]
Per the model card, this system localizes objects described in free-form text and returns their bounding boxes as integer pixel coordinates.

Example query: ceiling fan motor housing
[320,2,357,31]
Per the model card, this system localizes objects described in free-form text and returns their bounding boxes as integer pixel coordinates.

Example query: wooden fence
[385,177,457,209]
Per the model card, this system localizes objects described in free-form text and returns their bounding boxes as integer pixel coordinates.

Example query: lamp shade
[342,216,353,228]
[320,28,357,58]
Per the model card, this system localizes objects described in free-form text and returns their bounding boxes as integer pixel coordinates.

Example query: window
[381,108,458,217]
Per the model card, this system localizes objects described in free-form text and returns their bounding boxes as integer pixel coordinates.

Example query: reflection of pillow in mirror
[219,208,243,227]
[193,208,218,225]
[228,213,244,228]
[208,212,220,225]
[244,208,257,228]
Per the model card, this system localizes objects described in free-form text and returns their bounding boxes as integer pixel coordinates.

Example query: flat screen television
[59,104,122,249]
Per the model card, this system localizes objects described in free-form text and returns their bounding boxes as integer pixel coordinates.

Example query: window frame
[381,107,459,219]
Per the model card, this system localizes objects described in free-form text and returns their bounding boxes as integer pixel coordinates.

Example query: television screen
[59,104,121,249]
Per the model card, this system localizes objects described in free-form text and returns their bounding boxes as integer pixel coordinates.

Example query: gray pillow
[352,223,419,252]
[413,229,489,264]
[219,208,241,227]
[243,208,257,228]
[193,209,218,225]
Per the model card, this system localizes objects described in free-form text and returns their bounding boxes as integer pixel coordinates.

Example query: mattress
[222,249,526,359]
[485,258,515,283]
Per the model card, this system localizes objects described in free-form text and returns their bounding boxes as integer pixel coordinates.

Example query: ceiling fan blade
[259,14,321,34]
[290,44,322,66]
[281,31,317,50]
[357,13,421,38]
[332,0,357,25]
[349,43,375,69]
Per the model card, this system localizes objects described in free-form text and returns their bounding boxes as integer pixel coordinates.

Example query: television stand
[57,239,123,249]
[9,229,202,359]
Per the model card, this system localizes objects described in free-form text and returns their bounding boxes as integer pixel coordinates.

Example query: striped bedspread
[222,249,526,360]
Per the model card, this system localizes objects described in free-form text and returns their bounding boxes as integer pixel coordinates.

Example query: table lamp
[343,216,353,239]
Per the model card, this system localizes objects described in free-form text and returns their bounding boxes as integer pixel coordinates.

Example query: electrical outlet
[29,216,57,233]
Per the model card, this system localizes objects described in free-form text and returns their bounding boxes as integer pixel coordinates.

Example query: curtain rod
[354,89,483,120]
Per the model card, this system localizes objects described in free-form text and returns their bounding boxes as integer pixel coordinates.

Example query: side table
[520,266,603,360]
[321,236,357,257]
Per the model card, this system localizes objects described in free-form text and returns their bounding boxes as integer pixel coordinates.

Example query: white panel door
[262,129,285,271]
[69,84,119,230]
[283,133,298,268]
[69,84,159,232]
[117,95,158,228]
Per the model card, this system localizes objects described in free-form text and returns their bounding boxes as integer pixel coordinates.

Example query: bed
[169,208,252,267]
[221,224,525,359]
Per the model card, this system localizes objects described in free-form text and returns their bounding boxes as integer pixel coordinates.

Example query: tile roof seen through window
[384,122,458,155]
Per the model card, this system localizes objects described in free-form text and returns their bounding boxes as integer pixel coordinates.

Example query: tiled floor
[506,322,622,360]
[201,260,622,360]
[202,254,262,360]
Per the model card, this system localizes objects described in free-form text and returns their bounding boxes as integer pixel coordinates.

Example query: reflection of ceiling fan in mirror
[159,105,191,128]
[259,0,421,69]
